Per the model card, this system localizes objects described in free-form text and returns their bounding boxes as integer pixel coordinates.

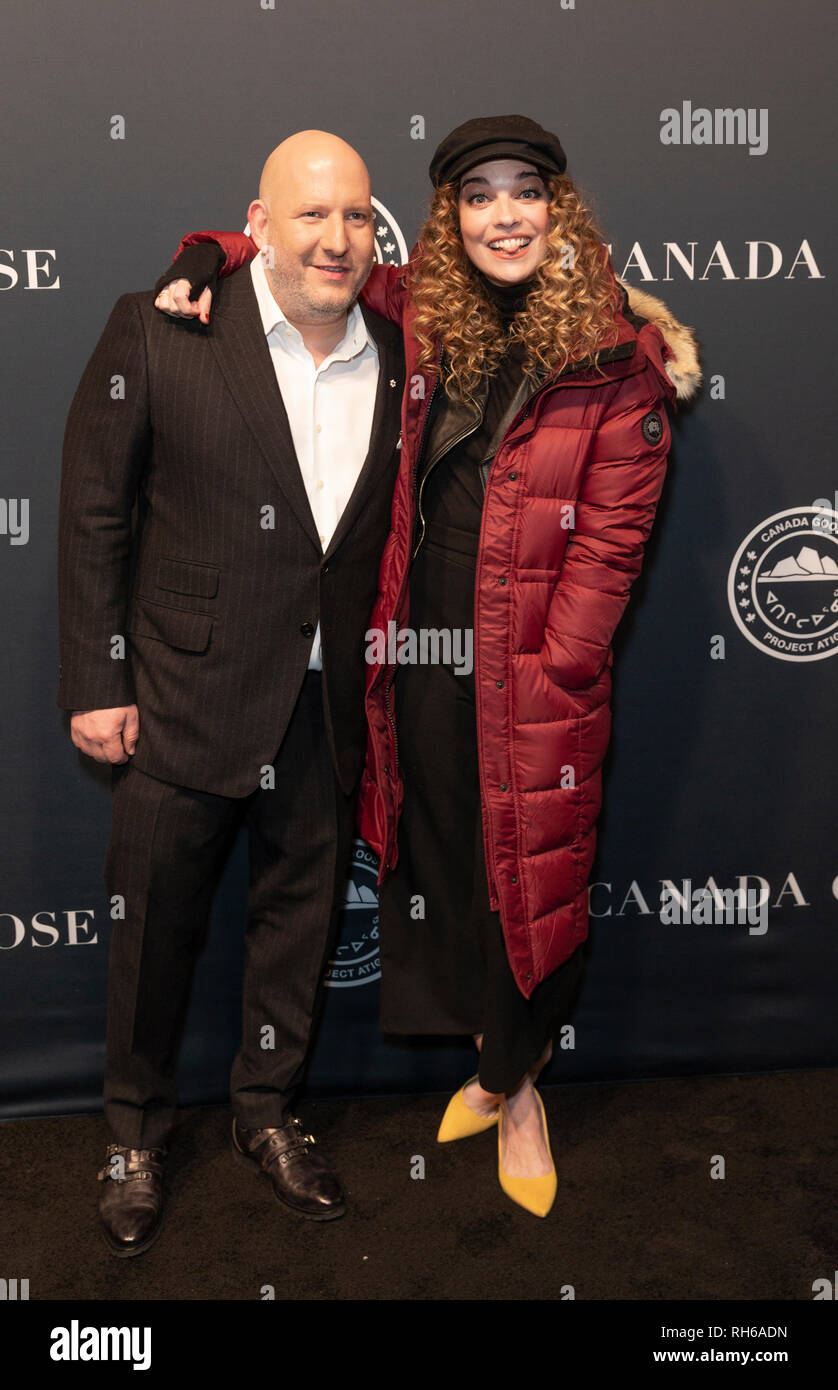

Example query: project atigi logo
[324,839,380,988]
[727,505,838,661]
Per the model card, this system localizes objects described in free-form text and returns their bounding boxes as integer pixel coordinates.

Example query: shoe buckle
[98,1167,155,1183]
[99,1145,164,1183]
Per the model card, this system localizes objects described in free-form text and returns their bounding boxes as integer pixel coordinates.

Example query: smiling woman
[408,126,622,406]
[153,113,700,1221]
[457,161,551,281]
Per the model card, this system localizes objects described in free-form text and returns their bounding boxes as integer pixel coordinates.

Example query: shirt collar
[249,249,375,362]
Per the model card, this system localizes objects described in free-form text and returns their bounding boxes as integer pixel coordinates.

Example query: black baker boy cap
[429,114,568,188]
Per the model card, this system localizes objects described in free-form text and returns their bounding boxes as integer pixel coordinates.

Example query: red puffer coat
[180,231,700,997]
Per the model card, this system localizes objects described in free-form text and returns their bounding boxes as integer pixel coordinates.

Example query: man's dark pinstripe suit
[57,264,404,1146]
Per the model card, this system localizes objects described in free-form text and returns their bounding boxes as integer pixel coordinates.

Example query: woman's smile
[487,235,532,253]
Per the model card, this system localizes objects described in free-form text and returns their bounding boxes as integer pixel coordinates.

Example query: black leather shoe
[232,1117,346,1221]
[97,1144,167,1257]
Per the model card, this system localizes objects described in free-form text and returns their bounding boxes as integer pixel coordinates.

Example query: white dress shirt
[249,250,379,669]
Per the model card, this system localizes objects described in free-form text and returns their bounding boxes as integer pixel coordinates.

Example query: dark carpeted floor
[2,1069,836,1301]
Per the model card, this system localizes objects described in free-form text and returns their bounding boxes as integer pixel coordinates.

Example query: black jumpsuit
[377,275,586,1093]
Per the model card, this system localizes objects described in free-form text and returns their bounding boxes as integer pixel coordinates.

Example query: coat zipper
[472,389,539,906]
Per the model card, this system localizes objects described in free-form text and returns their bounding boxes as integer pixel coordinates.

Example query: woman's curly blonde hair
[408,174,622,404]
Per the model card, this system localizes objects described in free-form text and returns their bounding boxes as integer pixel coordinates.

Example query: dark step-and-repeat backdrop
[1,1,835,1120]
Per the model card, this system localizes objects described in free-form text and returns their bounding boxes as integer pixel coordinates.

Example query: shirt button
[316,424,322,433]
[319,533,326,544]
[300,622,315,637]
[316,479,324,489]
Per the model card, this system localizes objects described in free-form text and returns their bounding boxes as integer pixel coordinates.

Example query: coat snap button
[509,472,518,481]
[499,782,508,792]
[496,679,504,689]
[498,576,507,586]
[384,764,390,776]
[511,874,518,884]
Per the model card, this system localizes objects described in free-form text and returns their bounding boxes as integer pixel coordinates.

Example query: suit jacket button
[300,622,315,637]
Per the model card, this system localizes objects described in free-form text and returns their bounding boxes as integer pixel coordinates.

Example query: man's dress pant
[102,672,355,1148]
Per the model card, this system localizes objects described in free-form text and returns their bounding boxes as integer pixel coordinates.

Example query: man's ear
[247,199,269,249]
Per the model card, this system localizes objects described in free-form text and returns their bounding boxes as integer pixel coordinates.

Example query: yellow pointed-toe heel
[436,1075,500,1143]
[497,1088,557,1218]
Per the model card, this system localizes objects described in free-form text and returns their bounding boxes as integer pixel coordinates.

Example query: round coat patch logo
[641,410,664,445]
[324,839,381,987]
[727,505,838,661]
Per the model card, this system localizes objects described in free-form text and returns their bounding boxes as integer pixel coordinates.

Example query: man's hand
[70,706,140,764]
[154,279,213,324]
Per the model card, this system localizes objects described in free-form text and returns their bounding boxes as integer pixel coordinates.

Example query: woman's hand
[154,279,213,323]
[153,239,225,323]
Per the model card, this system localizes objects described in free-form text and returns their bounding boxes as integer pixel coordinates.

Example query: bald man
[57,133,405,1254]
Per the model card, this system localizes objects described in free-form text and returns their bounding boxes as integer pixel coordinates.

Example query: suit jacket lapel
[209,267,404,560]
[323,305,404,561]
[208,265,322,551]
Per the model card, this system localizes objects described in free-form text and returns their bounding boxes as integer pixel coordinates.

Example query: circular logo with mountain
[727,505,838,661]
[324,839,380,988]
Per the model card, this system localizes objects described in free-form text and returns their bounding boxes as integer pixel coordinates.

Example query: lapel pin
[390,379,397,388]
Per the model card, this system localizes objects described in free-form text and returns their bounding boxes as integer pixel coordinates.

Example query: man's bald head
[259,131,371,210]
[247,130,375,334]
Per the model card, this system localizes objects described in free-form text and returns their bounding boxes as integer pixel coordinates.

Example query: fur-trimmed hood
[618,277,702,404]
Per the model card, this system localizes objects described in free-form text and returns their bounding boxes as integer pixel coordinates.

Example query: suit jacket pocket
[128,596,213,653]
[156,556,220,599]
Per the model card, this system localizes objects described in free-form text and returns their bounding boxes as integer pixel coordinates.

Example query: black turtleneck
[418,271,534,547]
[476,269,537,322]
